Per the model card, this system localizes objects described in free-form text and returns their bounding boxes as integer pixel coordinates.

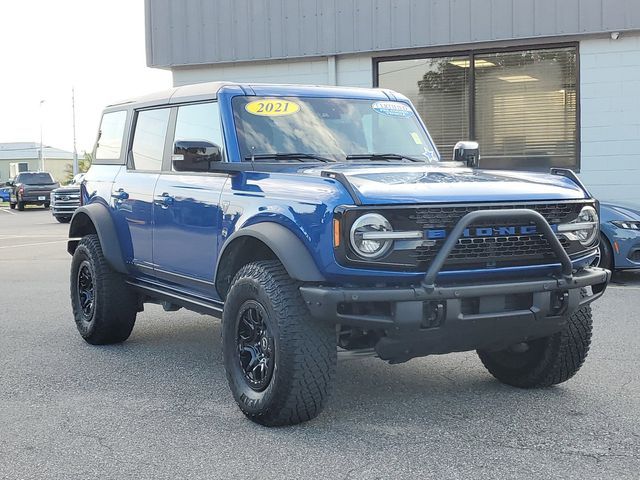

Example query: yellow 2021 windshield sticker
[245,99,300,116]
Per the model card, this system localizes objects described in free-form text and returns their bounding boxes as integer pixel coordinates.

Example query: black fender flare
[216,222,326,288]
[68,203,128,273]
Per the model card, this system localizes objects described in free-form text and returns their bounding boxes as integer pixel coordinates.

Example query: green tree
[63,152,92,184]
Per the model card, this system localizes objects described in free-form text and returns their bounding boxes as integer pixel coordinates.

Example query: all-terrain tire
[477,298,592,388]
[56,215,71,224]
[17,201,24,211]
[70,234,138,345]
[222,260,337,426]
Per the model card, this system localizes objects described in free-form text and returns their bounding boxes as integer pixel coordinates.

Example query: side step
[126,278,224,318]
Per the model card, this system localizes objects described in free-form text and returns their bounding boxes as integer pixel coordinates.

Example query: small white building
[0,142,73,184]
[144,0,640,205]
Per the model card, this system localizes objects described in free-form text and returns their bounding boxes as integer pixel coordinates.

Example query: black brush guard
[300,209,611,363]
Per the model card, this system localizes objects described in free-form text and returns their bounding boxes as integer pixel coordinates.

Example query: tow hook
[551,291,569,316]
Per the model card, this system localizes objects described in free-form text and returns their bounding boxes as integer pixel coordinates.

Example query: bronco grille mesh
[405,202,582,269]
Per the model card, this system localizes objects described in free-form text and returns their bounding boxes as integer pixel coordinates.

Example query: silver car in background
[50,174,84,223]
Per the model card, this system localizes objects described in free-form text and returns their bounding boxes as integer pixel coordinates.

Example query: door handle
[154,192,174,209]
[111,188,129,201]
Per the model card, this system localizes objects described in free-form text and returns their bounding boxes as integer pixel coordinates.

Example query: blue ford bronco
[67,82,610,426]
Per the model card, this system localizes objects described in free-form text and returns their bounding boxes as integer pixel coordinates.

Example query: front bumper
[301,267,609,362]
[301,208,611,363]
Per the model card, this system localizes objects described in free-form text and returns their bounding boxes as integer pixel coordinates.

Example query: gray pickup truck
[7,172,59,211]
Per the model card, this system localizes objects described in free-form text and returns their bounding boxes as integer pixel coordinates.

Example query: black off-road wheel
[477,300,592,388]
[17,201,25,211]
[222,260,337,426]
[56,215,71,224]
[70,234,138,345]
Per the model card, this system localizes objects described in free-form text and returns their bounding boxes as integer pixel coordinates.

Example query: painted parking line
[0,240,66,249]
[608,285,640,290]
[0,235,67,239]
[0,208,16,215]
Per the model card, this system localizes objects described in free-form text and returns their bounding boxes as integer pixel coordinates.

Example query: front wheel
[56,215,71,224]
[477,300,592,388]
[70,234,138,344]
[599,233,614,271]
[222,260,337,426]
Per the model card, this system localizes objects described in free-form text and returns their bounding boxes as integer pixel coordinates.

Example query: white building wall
[579,34,640,205]
[172,54,373,88]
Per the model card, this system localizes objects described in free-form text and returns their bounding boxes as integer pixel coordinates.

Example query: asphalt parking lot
[1,207,639,479]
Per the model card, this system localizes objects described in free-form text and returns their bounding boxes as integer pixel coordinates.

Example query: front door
[152,102,228,298]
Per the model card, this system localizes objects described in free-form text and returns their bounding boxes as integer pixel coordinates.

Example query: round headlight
[576,206,599,246]
[349,213,393,259]
[558,206,599,246]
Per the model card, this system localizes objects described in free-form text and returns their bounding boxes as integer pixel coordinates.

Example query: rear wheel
[477,300,592,388]
[70,234,138,344]
[222,260,337,426]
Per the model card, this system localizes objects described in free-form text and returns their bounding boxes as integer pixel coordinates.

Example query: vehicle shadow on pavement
[94,307,584,429]
[611,269,640,286]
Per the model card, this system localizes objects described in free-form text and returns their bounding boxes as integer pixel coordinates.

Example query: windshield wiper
[345,153,425,163]
[244,153,334,163]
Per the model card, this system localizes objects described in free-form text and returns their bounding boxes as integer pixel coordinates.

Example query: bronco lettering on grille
[426,224,559,240]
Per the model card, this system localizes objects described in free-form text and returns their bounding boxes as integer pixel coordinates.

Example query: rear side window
[95,110,127,162]
[17,172,54,184]
[131,108,171,171]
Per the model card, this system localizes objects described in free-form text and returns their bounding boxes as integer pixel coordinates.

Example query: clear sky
[0,0,171,155]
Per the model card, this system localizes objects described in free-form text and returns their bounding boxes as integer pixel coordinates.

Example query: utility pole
[72,87,78,176]
[39,99,45,171]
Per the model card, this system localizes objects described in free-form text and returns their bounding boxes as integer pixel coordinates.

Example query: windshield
[232,96,438,163]
[17,172,55,185]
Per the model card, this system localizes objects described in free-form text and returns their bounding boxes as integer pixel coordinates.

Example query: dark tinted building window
[131,108,170,171]
[378,46,578,170]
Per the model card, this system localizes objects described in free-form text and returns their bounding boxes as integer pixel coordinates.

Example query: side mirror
[453,141,480,168]
[172,140,222,172]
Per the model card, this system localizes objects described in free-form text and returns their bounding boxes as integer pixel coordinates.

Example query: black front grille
[412,233,573,269]
[338,200,595,272]
[406,202,585,270]
[409,202,582,229]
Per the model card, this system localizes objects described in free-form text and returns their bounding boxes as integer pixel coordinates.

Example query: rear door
[152,102,228,297]
[111,107,171,272]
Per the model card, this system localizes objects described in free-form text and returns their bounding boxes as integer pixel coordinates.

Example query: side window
[131,108,171,171]
[171,102,225,172]
[95,110,127,162]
